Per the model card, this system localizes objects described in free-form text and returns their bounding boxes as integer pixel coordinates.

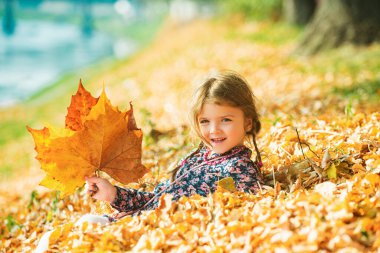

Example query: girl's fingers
[85,180,99,195]
[88,184,99,197]
[85,176,102,186]
[86,183,96,190]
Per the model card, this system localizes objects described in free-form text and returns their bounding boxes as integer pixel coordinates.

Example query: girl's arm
[86,176,171,213]
[110,180,171,212]
[111,180,170,212]
[110,186,155,212]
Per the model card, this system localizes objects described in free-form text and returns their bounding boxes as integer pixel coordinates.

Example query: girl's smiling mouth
[211,137,227,144]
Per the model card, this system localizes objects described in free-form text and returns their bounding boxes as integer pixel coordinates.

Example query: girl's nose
[210,122,220,134]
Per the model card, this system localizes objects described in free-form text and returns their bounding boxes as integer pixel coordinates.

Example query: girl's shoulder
[225,147,263,180]
[230,145,253,161]
[225,146,261,167]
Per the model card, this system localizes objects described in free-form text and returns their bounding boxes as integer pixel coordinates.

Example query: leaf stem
[295,128,306,159]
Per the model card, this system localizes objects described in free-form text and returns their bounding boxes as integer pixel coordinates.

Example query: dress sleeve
[153,179,171,194]
[110,179,172,212]
[110,186,155,212]
[228,159,262,194]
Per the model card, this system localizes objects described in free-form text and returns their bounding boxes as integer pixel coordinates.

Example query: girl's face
[198,103,252,154]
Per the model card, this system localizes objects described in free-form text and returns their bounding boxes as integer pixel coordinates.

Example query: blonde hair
[170,71,261,181]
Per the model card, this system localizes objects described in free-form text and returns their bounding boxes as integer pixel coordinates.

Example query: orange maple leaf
[65,79,99,131]
[27,81,148,197]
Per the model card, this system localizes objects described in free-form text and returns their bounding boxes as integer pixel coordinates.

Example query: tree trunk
[283,0,317,26]
[296,0,380,55]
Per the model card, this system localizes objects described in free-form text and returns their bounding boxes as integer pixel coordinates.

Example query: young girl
[35,71,263,252]
[86,71,263,219]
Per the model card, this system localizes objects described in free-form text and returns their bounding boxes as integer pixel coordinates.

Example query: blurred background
[0,0,379,181]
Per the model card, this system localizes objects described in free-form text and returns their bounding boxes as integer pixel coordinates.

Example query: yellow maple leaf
[28,82,148,197]
[326,163,337,179]
[217,177,237,192]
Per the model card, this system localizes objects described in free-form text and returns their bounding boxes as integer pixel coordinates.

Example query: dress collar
[202,145,252,159]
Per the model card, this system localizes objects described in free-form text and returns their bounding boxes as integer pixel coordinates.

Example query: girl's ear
[245,118,253,133]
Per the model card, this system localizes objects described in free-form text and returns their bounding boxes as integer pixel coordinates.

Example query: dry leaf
[217,177,237,192]
[27,82,148,197]
[326,163,337,179]
[314,181,336,196]
[321,149,331,169]
[65,80,99,131]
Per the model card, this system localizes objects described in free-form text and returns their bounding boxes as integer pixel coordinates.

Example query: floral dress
[110,145,262,216]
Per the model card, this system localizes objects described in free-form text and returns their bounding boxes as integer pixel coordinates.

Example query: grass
[244,22,302,45]
[332,78,380,102]
[0,164,13,178]
[95,15,166,44]
[0,120,27,146]
[304,45,380,75]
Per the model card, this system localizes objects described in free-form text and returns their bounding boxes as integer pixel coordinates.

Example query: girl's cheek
[200,125,208,133]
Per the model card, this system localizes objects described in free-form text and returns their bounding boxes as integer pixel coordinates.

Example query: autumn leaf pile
[1,19,380,252]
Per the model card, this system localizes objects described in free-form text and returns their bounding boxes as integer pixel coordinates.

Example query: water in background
[0,0,165,107]
[0,19,114,106]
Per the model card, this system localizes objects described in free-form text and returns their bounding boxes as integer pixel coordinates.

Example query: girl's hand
[85,176,117,203]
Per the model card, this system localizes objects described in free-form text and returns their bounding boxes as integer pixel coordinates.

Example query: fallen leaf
[217,177,237,192]
[326,163,337,179]
[314,181,336,196]
[321,149,331,169]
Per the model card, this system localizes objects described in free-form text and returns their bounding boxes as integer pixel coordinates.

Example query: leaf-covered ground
[1,18,380,252]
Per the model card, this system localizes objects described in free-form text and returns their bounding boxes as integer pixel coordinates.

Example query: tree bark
[283,0,317,26]
[296,0,380,55]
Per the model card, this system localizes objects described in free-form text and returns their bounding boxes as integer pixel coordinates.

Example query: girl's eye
[199,119,209,124]
[222,118,232,122]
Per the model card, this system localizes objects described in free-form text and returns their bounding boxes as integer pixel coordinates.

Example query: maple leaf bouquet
[27,81,148,197]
